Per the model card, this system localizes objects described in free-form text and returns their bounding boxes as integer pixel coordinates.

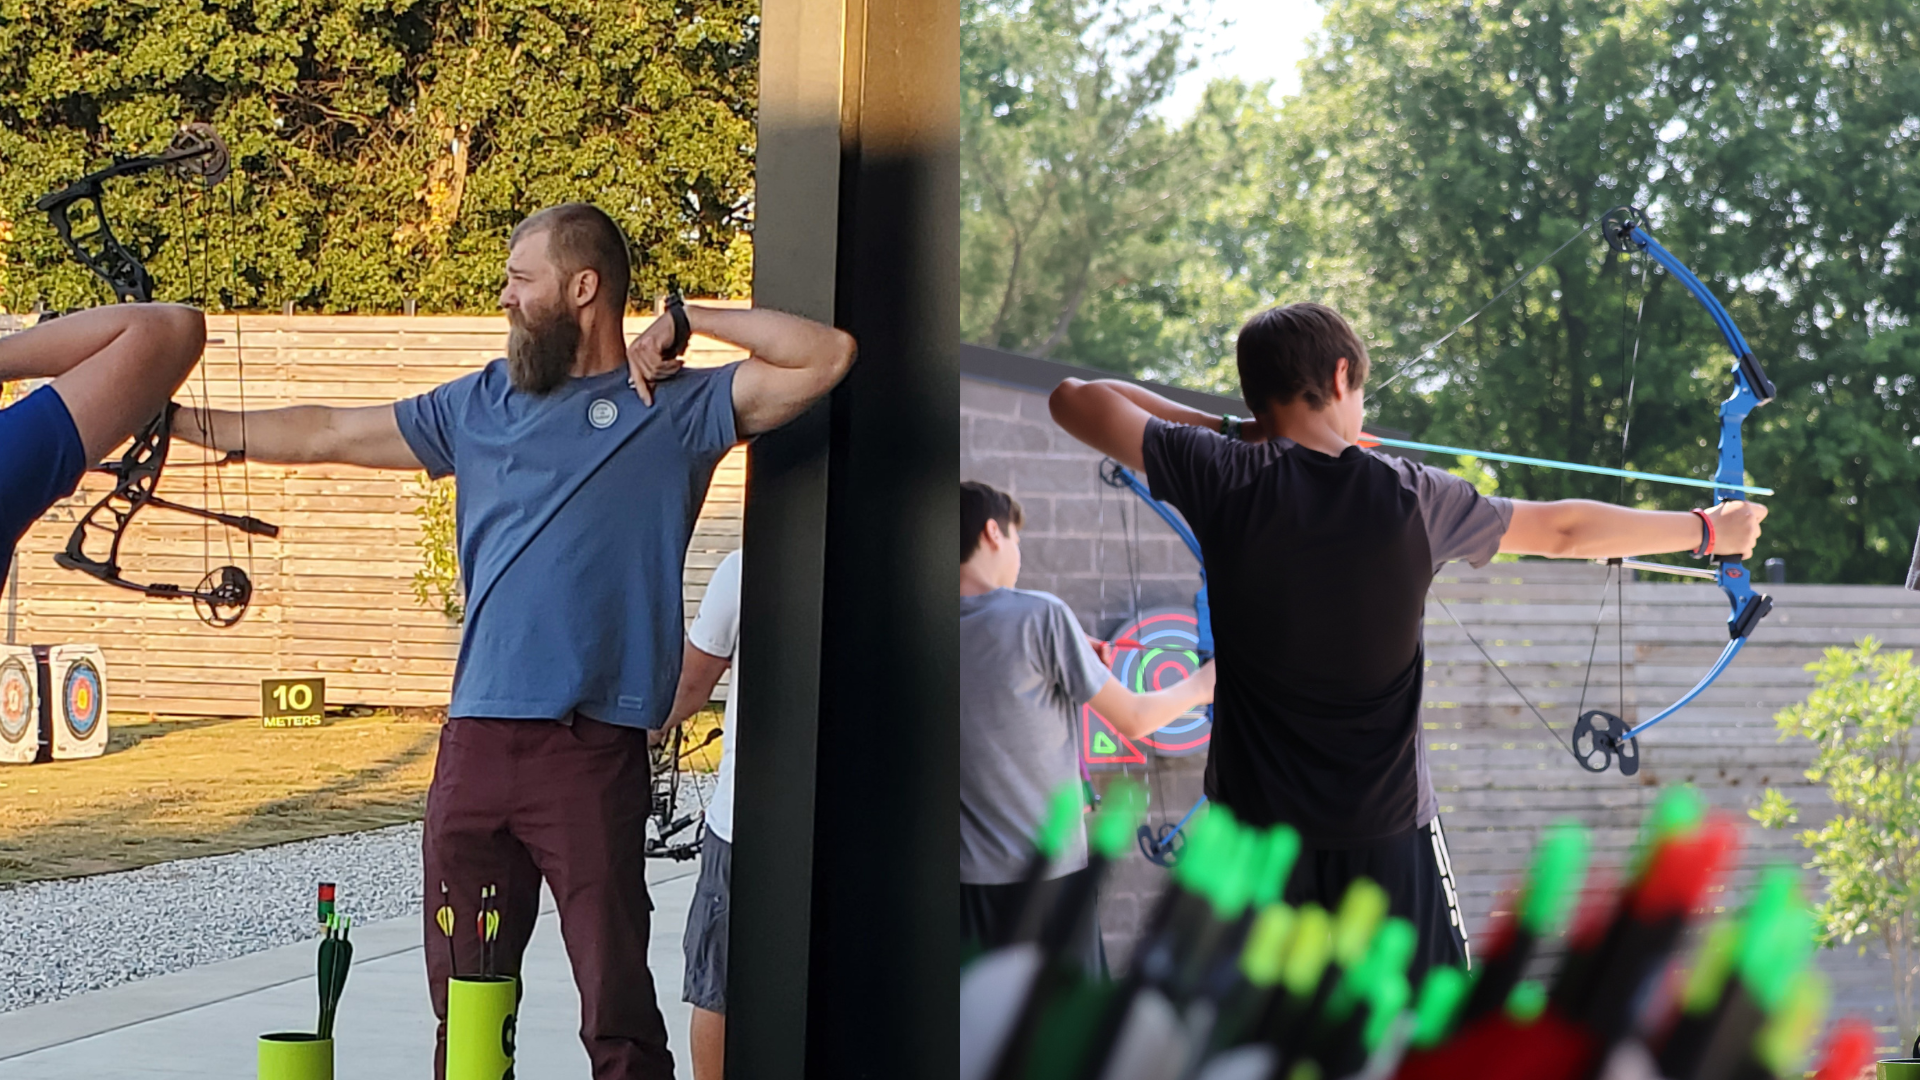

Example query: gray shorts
[681,829,730,1012]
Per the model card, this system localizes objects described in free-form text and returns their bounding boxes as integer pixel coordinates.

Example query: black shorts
[681,829,730,1013]
[960,865,1108,979]
[1285,817,1470,985]
[0,385,87,583]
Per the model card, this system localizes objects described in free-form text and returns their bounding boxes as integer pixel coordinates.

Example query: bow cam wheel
[1572,709,1640,776]
[193,566,252,628]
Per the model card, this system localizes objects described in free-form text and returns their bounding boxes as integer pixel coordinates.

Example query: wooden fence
[2,310,749,715]
[1099,560,1920,1038]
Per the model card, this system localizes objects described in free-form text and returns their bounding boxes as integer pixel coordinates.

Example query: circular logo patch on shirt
[588,398,619,429]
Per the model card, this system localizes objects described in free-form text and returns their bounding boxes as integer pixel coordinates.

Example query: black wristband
[664,293,691,362]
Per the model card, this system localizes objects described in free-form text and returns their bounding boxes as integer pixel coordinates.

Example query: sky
[1157,0,1328,119]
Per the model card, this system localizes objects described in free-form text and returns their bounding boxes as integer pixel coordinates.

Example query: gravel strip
[0,823,423,1014]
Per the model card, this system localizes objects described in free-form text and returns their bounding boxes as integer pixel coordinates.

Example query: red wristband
[1689,508,1715,558]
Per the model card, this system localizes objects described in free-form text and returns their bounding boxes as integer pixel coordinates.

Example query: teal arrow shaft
[1364,436,1773,497]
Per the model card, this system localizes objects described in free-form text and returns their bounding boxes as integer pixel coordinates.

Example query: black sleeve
[1140,418,1228,527]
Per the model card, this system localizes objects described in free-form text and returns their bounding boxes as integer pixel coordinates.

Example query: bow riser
[33,125,268,627]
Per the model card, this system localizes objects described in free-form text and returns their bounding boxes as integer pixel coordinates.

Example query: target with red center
[0,657,31,745]
[1082,606,1212,767]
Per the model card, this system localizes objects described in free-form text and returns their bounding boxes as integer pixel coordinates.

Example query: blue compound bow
[1411,205,1777,777]
[1555,206,1777,774]
[1097,460,1213,866]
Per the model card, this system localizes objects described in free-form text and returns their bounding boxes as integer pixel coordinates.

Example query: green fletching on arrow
[1629,786,1706,882]
[1206,823,1259,919]
[1171,804,1230,892]
[1240,903,1296,988]
[1410,966,1470,1049]
[1281,904,1333,999]
[1753,969,1829,1076]
[1736,866,1814,1012]
[1088,779,1146,860]
[1362,973,1412,1053]
[1520,821,1589,936]
[1367,918,1418,980]
[1328,917,1416,1022]
[1333,877,1390,969]
[1250,825,1302,909]
[1505,980,1548,1024]
[1680,917,1742,1015]
[1035,782,1085,861]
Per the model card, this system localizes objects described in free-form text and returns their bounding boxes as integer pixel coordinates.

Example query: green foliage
[411,475,463,623]
[961,0,1234,363]
[961,0,1920,582]
[1751,638,1920,1032]
[0,0,757,314]
[1292,0,1920,586]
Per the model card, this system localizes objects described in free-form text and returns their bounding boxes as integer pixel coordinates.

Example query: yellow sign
[262,677,326,728]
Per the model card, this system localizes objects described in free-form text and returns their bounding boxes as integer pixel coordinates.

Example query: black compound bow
[32,124,277,628]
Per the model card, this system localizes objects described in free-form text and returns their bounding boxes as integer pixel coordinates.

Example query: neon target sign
[1082,605,1212,765]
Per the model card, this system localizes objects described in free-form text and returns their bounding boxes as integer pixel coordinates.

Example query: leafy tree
[962,0,1234,360]
[412,475,464,622]
[1289,0,1920,584]
[0,0,757,314]
[1752,639,1920,1037]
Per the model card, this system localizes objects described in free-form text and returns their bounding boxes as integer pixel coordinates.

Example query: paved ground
[0,861,700,1078]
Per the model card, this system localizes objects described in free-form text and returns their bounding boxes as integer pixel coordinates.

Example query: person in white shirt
[661,547,743,1080]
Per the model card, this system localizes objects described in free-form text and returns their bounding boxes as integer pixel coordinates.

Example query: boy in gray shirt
[959,480,1215,974]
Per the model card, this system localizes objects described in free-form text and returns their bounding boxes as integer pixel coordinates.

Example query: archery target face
[49,646,107,759]
[1083,606,1212,766]
[63,660,101,740]
[0,652,35,758]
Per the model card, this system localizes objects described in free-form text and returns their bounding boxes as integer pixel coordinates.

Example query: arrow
[1357,435,1773,496]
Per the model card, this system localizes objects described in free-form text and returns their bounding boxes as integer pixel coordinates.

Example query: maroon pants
[424,715,672,1079]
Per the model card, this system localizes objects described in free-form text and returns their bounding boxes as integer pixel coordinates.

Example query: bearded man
[178,203,856,1079]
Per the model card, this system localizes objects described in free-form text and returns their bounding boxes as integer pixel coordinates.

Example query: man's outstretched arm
[175,402,424,470]
[0,305,206,463]
[1502,499,1768,560]
[1048,379,1223,471]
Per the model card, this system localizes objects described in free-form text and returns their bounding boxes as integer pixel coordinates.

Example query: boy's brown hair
[1236,302,1370,414]
[961,481,1025,561]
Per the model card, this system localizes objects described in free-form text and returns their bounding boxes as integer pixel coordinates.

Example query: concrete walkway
[0,862,700,1079]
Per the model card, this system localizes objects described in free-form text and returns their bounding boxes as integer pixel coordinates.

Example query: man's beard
[507,303,583,395]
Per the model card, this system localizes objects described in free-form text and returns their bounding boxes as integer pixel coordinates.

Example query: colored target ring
[63,659,102,740]
[1109,607,1211,756]
[0,658,30,744]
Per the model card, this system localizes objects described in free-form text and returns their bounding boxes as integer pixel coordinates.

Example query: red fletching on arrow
[1811,1018,1875,1080]
[1632,817,1739,920]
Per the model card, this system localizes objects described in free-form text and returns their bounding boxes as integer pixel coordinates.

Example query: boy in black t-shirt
[1048,302,1767,978]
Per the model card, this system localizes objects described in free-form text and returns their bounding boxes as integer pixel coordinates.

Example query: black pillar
[728,0,958,1077]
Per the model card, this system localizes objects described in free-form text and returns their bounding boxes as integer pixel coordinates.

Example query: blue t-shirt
[0,385,88,584]
[394,360,739,728]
